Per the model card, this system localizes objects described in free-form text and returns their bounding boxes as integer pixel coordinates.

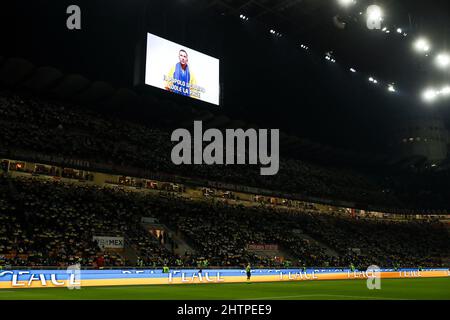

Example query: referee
[246,263,251,281]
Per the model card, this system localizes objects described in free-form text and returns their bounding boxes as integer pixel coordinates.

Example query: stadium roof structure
[202,0,450,101]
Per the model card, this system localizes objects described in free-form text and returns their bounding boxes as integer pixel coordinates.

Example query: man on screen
[165,49,198,98]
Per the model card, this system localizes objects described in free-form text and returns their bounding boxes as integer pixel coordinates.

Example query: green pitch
[0,278,449,300]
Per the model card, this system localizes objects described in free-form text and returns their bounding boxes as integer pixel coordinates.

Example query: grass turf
[0,278,448,300]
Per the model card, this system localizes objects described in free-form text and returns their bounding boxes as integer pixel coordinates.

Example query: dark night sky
[1,0,449,154]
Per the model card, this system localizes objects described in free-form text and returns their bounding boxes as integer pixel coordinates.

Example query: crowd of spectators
[0,89,448,269]
[0,176,448,269]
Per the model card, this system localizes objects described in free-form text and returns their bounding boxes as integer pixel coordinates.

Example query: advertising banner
[0,268,448,289]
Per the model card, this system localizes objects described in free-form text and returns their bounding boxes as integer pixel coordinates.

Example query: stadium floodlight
[240,14,249,21]
[338,0,355,7]
[422,88,438,102]
[397,28,402,34]
[350,68,356,73]
[325,52,336,62]
[441,86,450,96]
[435,53,450,69]
[368,77,374,82]
[414,38,430,53]
[270,29,282,37]
[366,5,383,30]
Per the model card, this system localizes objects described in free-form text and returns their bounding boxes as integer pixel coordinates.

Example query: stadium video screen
[145,33,220,106]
